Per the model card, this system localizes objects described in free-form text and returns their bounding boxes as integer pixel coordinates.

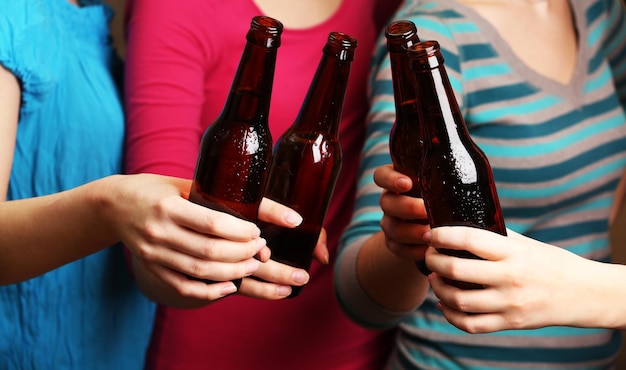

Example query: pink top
[124,0,400,368]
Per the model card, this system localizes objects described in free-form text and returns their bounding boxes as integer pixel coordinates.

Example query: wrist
[558,255,626,329]
[584,260,626,329]
[358,232,428,312]
[86,175,125,235]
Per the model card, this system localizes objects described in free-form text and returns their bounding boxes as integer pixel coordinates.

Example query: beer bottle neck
[221,37,279,124]
[389,48,419,124]
[386,20,420,126]
[292,34,356,135]
[410,44,470,146]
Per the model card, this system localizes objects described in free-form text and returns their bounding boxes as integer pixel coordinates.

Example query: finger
[238,277,293,300]
[380,191,428,220]
[147,264,238,301]
[312,228,329,264]
[429,272,506,313]
[426,246,500,286]
[255,245,272,263]
[252,259,310,287]
[380,214,430,245]
[373,164,412,193]
[436,302,510,334]
[140,241,264,281]
[134,224,267,262]
[428,226,510,261]
[385,238,429,260]
[167,198,261,241]
[258,198,303,227]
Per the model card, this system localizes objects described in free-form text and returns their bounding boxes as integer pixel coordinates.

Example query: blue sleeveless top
[0,1,155,369]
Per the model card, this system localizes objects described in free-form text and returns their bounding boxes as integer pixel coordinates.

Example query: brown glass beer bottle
[261,32,357,297]
[387,20,423,198]
[385,20,431,275]
[408,40,506,287]
[188,16,283,289]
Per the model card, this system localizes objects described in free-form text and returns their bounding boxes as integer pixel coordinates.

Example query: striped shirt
[336,0,626,368]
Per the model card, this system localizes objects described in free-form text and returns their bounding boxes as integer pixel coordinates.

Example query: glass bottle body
[387,20,423,199]
[262,32,356,297]
[386,20,431,274]
[188,16,282,288]
[190,111,273,222]
[262,130,341,271]
[410,40,506,287]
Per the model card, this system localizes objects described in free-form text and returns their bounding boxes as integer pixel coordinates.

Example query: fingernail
[436,301,443,311]
[256,237,267,248]
[221,283,238,296]
[251,226,261,238]
[277,285,291,297]
[293,271,309,284]
[422,231,432,243]
[322,246,330,265]
[398,177,411,189]
[246,260,261,275]
[284,210,303,226]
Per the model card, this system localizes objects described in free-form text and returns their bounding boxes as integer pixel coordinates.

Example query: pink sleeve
[124,0,208,178]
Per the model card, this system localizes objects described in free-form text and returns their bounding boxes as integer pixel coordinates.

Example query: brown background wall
[104,0,626,367]
[107,0,126,58]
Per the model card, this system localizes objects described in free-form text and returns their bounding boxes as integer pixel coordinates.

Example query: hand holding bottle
[238,200,330,300]
[374,164,430,262]
[128,191,318,304]
[424,226,626,332]
[347,163,430,313]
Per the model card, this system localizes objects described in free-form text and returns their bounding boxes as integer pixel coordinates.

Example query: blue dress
[0,1,156,369]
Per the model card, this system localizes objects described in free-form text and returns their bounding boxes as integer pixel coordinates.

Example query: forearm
[357,232,429,312]
[0,177,118,285]
[572,258,626,330]
[335,232,429,329]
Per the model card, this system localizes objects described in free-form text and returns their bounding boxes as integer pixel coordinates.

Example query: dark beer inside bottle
[385,20,430,273]
[190,121,271,222]
[410,40,506,289]
[261,32,354,298]
[186,16,280,289]
[262,131,341,298]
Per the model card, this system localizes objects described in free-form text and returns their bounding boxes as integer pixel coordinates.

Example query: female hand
[374,164,430,261]
[347,165,431,312]
[238,204,331,299]
[98,174,279,301]
[424,226,609,333]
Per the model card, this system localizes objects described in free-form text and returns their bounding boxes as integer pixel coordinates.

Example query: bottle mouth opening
[251,16,283,35]
[385,20,418,40]
[324,32,358,61]
[248,16,284,48]
[408,40,442,69]
[408,40,439,56]
[385,20,420,53]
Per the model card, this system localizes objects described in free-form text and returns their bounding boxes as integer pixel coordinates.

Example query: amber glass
[188,16,283,288]
[387,20,423,198]
[385,20,431,275]
[409,40,506,288]
[262,32,357,297]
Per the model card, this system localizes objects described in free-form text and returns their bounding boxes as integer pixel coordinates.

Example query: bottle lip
[248,16,284,48]
[385,20,418,40]
[385,20,419,53]
[324,32,358,61]
[408,40,442,69]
